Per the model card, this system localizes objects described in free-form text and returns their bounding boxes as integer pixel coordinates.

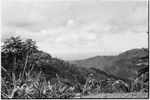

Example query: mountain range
[71,48,148,79]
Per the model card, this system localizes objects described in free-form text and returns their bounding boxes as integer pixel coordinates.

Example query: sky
[1,0,148,60]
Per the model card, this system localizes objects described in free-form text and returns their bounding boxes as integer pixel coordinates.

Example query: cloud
[1,1,148,60]
[2,1,75,32]
[108,4,148,33]
[101,31,148,52]
[2,1,148,34]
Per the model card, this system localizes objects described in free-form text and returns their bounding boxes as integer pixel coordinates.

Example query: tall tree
[1,36,38,78]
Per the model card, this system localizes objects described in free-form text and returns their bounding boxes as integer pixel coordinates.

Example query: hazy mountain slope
[72,48,148,79]
[108,48,148,79]
[72,56,116,70]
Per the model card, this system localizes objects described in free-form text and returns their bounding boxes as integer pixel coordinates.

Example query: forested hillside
[1,36,148,99]
[72,56,115,70]
[73,48,148,79]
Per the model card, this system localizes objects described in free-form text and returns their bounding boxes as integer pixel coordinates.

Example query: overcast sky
[2,0,148,60]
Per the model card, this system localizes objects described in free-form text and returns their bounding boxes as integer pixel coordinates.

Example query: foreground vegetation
[1,36,149,99]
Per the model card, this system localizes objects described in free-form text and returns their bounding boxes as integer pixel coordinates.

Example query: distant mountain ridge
[71,48,148,79]
[72,56,116,70]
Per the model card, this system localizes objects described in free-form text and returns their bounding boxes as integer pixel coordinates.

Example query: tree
[1,36,38,87]
[2,36,23,73]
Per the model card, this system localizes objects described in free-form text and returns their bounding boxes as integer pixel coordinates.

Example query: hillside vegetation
[72,56,115,70]
[73,48,148,79]
[1,36,149,99]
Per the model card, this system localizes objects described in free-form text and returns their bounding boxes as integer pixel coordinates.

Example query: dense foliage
[1,36,149,99]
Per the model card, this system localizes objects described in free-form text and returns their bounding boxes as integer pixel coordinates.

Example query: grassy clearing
[81,92,148,98]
